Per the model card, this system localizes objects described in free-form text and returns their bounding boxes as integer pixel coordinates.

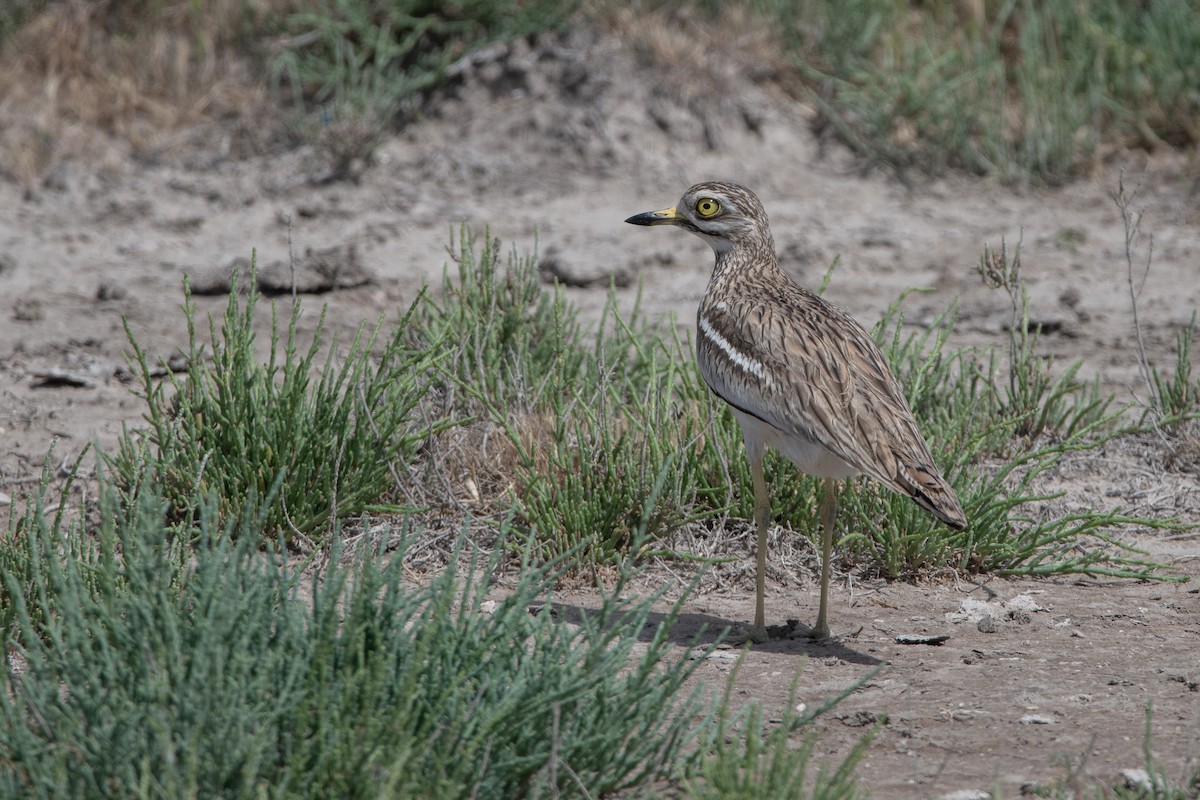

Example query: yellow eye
[695,197,721,218]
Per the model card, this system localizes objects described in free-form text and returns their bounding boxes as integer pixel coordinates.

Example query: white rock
[938,790,990,800]
[1119,768,1171,793]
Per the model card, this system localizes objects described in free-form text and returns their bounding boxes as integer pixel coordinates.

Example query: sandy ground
[2,25,1198,798]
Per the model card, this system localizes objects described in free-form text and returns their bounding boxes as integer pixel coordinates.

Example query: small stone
[30,368,96,389]
[1119,768,1171,793]
[1017,714,1055,725]
[12,298,43,321]
[837,710,879,728]
[894,634,950,646]
[539,247,632,288]
[1005,593,1047,614]
[97,281,127,301]
[526,602,555,619]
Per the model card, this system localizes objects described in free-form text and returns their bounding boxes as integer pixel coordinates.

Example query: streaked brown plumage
[627,181,966,641]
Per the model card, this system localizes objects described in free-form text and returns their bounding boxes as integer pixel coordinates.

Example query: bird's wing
[698,288,966,529]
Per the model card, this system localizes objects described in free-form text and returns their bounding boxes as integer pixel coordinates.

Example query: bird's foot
[785,619,832,641]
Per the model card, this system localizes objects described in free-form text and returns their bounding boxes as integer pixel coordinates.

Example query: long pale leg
[810,477,837,640]
[748,449,770,643]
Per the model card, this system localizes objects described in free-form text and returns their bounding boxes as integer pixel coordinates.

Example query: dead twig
[1112,171,1160,423]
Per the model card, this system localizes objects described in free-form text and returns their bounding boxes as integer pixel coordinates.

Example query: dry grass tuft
[597,3,783,81]
[0,0,296,185]
[1163,418,1200,475]
[426,411,558,512]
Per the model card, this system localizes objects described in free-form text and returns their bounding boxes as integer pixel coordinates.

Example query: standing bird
[626,182,966,641]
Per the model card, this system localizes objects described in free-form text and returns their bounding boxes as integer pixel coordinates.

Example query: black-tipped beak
[624,206,680,226]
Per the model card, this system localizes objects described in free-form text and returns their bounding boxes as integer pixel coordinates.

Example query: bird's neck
[709,237,781,288]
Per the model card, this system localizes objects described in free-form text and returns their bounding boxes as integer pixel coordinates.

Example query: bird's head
[624,182,772,254]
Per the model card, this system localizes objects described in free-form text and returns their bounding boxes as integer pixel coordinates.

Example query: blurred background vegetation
[0,0,1196,184]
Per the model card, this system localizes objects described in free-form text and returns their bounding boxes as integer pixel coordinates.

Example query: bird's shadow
[539,600,883,666]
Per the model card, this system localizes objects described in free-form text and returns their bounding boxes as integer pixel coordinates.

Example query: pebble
[1119,768,1171,793]
[1017,714,1055,725]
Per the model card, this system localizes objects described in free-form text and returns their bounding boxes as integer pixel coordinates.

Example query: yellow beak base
[624,206,680,226]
